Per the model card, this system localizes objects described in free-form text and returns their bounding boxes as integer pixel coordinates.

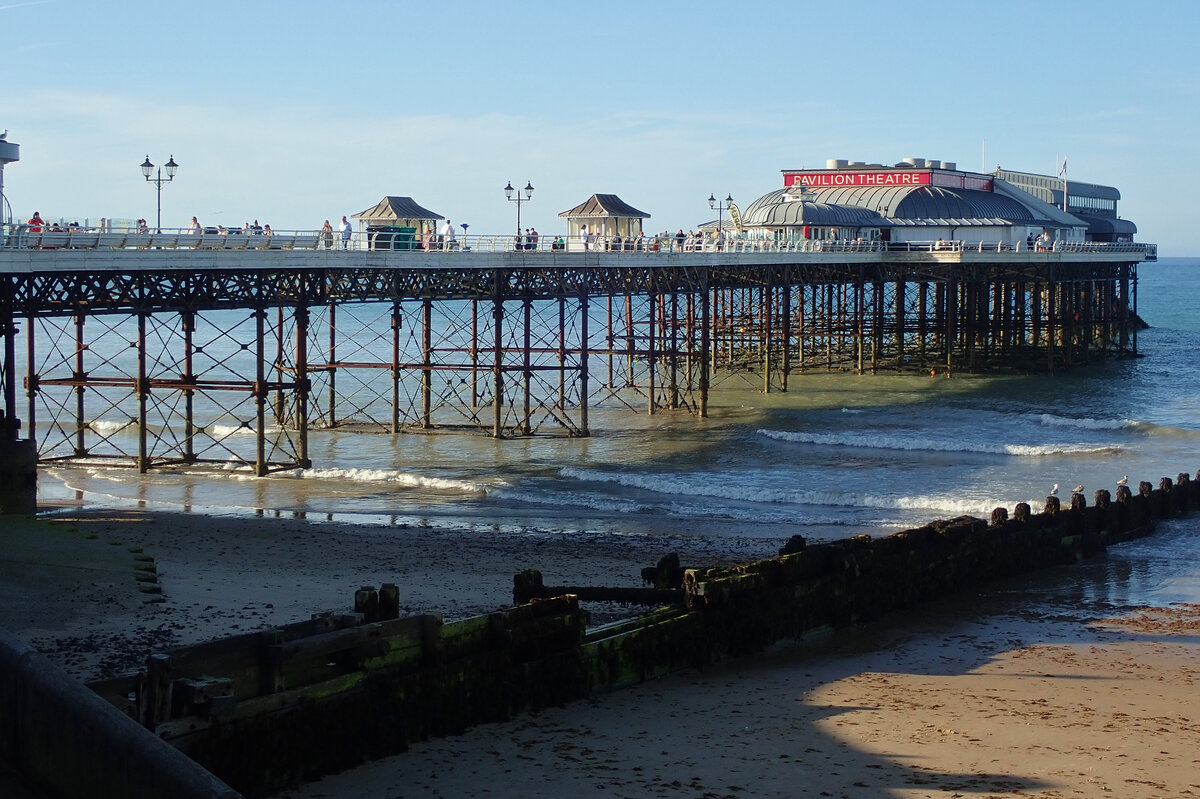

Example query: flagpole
[1060,157,1068,212]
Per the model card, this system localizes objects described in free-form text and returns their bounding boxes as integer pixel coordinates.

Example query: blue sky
[3,0,1196,254]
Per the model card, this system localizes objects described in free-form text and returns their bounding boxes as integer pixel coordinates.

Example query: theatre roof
[559,194,651,219]
[352,196,443,222]
[743,178,1090,230]
[1072,213,1138,235]
[741,191,892,227]
[989,179,1086,228]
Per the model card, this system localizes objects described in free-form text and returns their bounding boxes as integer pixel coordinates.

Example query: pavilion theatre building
[737,157,1136,248]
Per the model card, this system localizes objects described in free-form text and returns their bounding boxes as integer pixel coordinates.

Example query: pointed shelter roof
[558,193,651,219]
[352,196,443,222]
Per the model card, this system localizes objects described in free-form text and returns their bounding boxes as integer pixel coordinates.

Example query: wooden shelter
[558,194,650,249]
[351,196,444,236]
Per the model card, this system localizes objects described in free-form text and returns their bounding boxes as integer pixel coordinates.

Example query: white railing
[0,224,1157,260]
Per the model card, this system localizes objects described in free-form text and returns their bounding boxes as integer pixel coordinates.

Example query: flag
[1058,157,1067,177]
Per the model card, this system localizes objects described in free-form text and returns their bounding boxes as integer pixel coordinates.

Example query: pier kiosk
[559,193,650,251]
[352,196,444,250]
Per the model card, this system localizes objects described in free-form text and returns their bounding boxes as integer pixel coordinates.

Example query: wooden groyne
[61,472,1200,797]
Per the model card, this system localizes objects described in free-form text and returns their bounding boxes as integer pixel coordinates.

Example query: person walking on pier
[340,216,352,249]
[441,219,456,250]
[321,220,334,248]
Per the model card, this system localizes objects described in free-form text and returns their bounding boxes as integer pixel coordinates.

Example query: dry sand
[3,507,1199,799]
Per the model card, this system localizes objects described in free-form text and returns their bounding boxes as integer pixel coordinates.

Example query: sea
[37,257,1200,607]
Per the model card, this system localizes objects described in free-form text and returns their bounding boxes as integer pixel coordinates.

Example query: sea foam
[756,428,1121,457]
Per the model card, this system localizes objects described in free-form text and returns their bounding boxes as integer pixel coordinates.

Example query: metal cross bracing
[0,255,1142,473]
[303,295,593,438]
[21,307,308,475]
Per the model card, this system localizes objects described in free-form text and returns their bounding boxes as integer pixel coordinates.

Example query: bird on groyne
[1072,484,1085,494]
[1117,475,1128,487]
[1050,484,1059,496]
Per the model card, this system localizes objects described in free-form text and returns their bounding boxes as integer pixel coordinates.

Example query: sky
[2,0,1197,255]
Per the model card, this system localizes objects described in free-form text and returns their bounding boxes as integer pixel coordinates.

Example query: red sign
[784,170,932,188]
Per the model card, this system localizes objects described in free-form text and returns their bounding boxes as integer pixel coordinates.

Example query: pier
[0,233,1151,476]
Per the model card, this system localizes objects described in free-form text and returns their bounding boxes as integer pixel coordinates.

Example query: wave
[487,485,653,515]
[286,467,487,494]
[1033,413,1142,432]
[756,428,1121,457]
[560,466,1000,515]
[75,420,277,439]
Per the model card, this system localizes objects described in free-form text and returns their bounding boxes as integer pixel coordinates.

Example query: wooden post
[141,653,173,728]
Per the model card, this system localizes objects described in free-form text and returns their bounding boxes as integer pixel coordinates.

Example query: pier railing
[0,224,1157,260]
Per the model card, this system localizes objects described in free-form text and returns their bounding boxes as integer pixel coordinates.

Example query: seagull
[1116,475,1128,487]
[1072,484,1084,494]
[1050,483,1059,496]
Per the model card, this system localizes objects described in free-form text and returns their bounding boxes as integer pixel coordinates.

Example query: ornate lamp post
[504,180,534,240]
[708,193,733,246]
[140,154,179,232]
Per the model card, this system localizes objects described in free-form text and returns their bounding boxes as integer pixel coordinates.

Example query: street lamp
[460,222,469,251]
[141,154,179,233]
[504,181,534,245]
[708,193,733,247]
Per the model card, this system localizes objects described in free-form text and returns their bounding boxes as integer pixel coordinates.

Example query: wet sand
[0,506,759,680]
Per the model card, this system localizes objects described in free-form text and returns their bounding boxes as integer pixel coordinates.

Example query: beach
[4,500,1199,799]
[0,502,764,682]
[2,260,1197,797]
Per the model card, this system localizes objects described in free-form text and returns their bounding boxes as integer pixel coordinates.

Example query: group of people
[674,229,711,251]
[25,212,92,234]
[1027,231,1053,251]
[319,217,354,249]
[184,217,277,236]
[418,220,458,250]
[515,227,539,250]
